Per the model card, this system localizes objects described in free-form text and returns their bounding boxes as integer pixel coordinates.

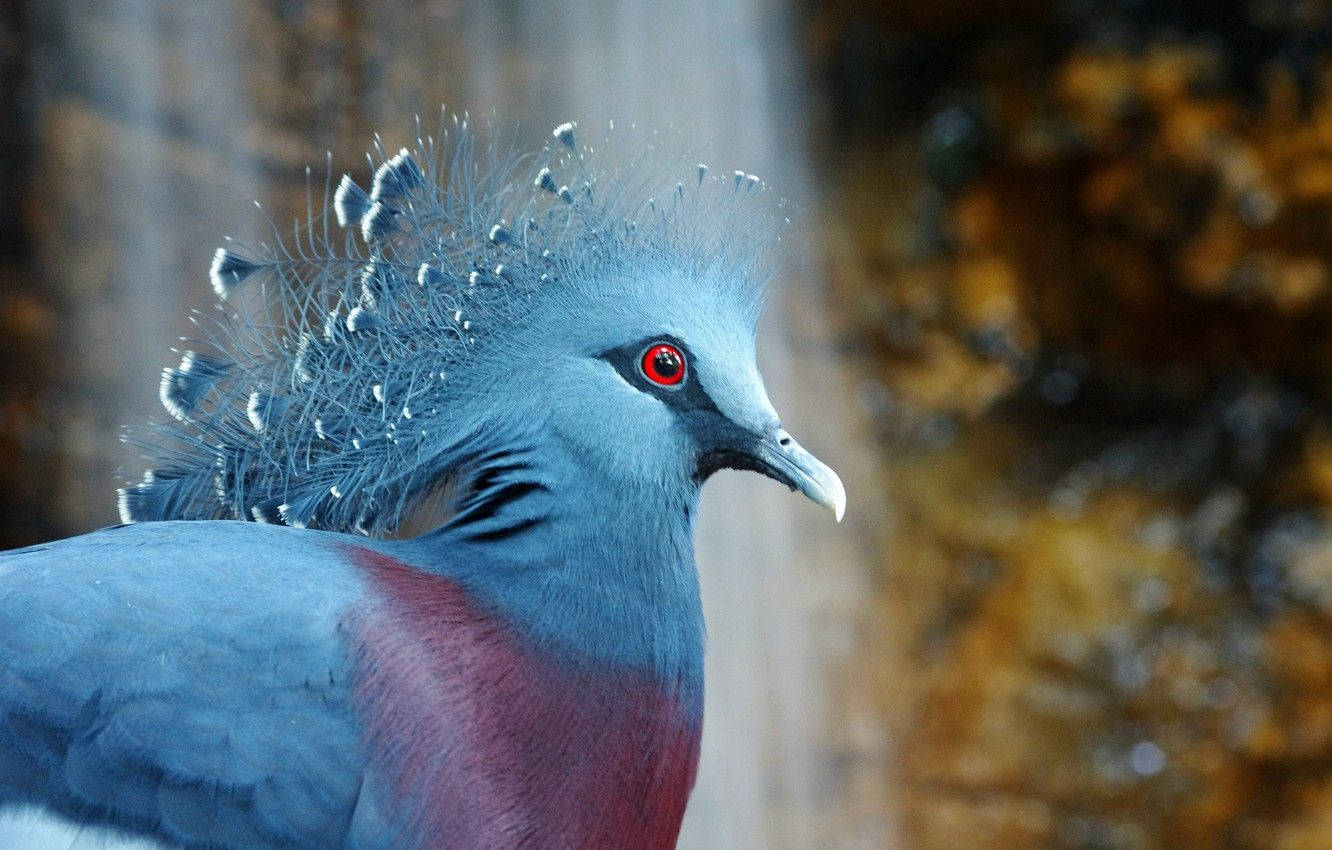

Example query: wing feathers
[0,523,396,848]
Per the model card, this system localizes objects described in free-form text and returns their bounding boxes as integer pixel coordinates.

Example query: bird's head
[121,118,843,535]
[498,259,844,523]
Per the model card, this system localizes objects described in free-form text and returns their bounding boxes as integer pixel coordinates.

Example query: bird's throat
[405,469,706,689]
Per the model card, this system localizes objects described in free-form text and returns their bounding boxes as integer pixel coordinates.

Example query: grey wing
[0,522,403,850]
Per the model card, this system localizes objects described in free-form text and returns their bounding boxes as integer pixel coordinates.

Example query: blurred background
[7,0,1332,848]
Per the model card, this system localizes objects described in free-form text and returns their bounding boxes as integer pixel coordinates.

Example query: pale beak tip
[829,471,847,523]
[758,428,847,523]
[806,461,846,522]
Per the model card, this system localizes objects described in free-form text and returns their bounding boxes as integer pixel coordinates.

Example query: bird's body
[0,118,843,848]
[1,517,701,848]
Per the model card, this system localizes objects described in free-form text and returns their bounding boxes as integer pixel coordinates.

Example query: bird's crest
[119,114,780,536]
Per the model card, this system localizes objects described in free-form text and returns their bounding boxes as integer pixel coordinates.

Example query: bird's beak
[698,426,846,522]
[750,429,846,522]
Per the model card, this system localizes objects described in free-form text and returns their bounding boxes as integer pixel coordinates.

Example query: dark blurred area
[814,0,1332,846]
[9,0,1332,847]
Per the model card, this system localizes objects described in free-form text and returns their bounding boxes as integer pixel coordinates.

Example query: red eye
[641,343,686,386]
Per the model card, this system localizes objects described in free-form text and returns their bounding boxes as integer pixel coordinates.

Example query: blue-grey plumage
[0,116,845,849]
[0,521,404,848]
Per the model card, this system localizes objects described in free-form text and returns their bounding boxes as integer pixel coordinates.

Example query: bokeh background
[6,1,1332,848]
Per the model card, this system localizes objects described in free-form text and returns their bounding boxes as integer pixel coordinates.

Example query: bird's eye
[640,343,686,387]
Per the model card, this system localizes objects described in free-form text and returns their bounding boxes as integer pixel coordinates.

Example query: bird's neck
[405,457,705,696]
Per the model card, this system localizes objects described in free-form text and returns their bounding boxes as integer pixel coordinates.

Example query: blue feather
[209,248,263,298]
[117,466,216,523]
[246,390,292,433]
[416,263,445,287]
[552,121,577,150]
[345,306,384,334]
[333,175,370,229]
[359,202,398,242]
[159,351,231,421]
[535,166,558,194]
[369,148,424,201]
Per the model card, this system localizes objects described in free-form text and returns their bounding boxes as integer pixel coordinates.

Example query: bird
[0,116,845,850]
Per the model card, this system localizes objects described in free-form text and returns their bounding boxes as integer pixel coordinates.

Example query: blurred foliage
[814,0,1332,846]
